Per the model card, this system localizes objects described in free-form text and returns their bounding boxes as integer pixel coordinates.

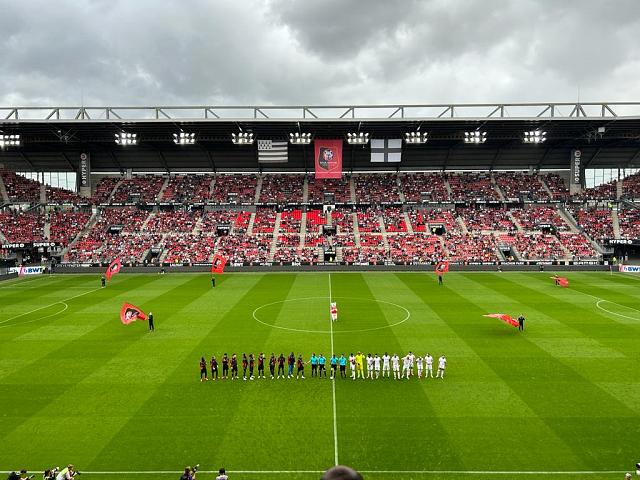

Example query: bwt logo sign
[619,265,640,273]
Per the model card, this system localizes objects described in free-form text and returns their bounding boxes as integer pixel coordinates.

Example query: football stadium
[1,102,640,480]
[2,2,640,480]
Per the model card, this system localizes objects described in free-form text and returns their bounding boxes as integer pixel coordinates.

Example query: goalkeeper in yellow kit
[355,351,365,379]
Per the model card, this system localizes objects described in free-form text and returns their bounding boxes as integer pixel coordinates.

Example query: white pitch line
[329,272,339,466]
[0,287,100,325]
[12,470,627,476]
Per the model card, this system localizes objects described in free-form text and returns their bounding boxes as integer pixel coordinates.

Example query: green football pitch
[1,271,640,480]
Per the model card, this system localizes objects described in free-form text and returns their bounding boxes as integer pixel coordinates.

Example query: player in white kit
[402,354,411,379]
[436,355,447,379]
[416,355,423,378]
[425,353,433,378]
[366,354,374,379]
[373,354,381,379]
[349,353,356,380]
[382,352,391,378]
[407,351,415,377]
[391,354,400,380]
[330,302,338,322]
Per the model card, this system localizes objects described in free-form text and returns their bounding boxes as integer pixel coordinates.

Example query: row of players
[199,352,447,381]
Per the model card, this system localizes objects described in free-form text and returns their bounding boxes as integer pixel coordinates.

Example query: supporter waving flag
[550,275,569,287]
[483,313,519,328]
[211,253,227,274]
[105,258,122,281]
[435,260,449,275]
[120,303,147,325]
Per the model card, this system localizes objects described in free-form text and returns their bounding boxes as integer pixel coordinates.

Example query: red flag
[120,303,147,325]
[435,261,449,275]
[483,313,519,328]
[550,275,569,287]
[314,140,343,179]
[106,258,122,281]
[211,253,227,274]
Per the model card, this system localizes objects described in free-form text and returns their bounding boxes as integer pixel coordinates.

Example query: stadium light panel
[173,132,196,145]
[404,131,428,144]
[464,131,487,144]
[289,132,312,145]
[231,132,254,145]
[0,134,21,148]
[523,130,546,144]
[346,132,370,144]
[115,132,137,145]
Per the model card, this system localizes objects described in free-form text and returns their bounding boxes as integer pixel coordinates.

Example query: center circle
[252,296,410,334]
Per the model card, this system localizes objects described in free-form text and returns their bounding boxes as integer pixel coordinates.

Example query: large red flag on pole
[435,261,449,275]
[211,253,227,274]
[483,313,519,328]
[550,275,569,287]
[106,259,122,281]
[120,303,147,325]
[314,140,343,179]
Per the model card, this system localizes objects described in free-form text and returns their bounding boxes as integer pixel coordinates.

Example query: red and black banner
[551,275,569,287]
[120,303,147,325]
[211,253,227,274]
[314,139,343,179]
[106,258,122,281]
[435,260,449,275]
[483,313,519,328]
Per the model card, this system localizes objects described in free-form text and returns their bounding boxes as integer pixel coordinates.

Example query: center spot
[252,296,410,334]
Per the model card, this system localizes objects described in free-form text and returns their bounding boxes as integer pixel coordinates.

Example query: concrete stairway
[0,173,9,202]
[268,212,281,261]
[108,179,123,203]
[507,211,523,232]
[444,178,454,198]
[397,176,406,202]
[246,212,256,235]
[141,211,155,231]
[612,210,621,238]
[539,176,554,198]
[556,207,579,233]
[349,177,356,202]
[456,216,469,234]
[62,211,98,257]
[254,177,263,203]
[352,213,361,247]
[44,219,51,240]
[156,177,170,201]
[193,213,205,234]
[302,177,309,203]
[299,212,307,248]
[403,211,414,234]
[379,216,389,251]
[491,174,506,201]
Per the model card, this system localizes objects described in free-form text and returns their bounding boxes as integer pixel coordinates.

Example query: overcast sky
[1,0,639,107]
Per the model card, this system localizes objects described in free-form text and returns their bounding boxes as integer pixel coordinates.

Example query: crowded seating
[621,172,640,200]
[356,207,382,233]
[111,176,165,203]
[617,208,640,239]
[216,235,271,263]
[0,211,45,242]
[332,208,354,234]
[161,175,212,202]
[163,233,217,264]
[541,173,569,200]
[307,176,352,203]
[259,175,304,203]
[510,207,569,231]
[557,233,598,259]
[459,207,516,232]
[342,247,387,263]
[407,208,459,233]
[91,177,120,203]
[253,209,278,234]
[494,172,549,200]
[144,210,201,233]
[354,174,400,203]
[200,210,245,234]
[388,234,445,263]
[448,173,500,201]
[0,170,41,202]
[359,235,385,247]
[400,173,450,202]
[577,180,617,200]
[381,207,408,232]
[444,233,498,263]
[99,233,162,264]
[46,186,82,204]
[212,175,257,203]
[568,207,613,241]
[512,233,565,260]
[306,209,327,234]
[49,212,90,245]
[279,209,303,233]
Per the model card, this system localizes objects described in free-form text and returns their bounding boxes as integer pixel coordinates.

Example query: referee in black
[148,311,155,332]
[518,314,525,331]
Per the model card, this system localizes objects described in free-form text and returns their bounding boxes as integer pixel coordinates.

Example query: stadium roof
[1,102,639,173]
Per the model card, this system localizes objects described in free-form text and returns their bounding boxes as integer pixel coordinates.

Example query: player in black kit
[257,353,265,379]
[230,354,238,380]
[210,356,218,380]
[269,353,276,379]
[248,353,255,380]
[277,353,286,378]
[222,353,229,379]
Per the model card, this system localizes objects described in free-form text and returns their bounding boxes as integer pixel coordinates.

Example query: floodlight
[115,132,137,145]
[231,132,254,145]
[404,131,428,144]
[0,134,21,148]
[523,130,546,144]
[289,132,312,144]
[173,132,196,145]
[346,132,370,144]
[464,131,487,144]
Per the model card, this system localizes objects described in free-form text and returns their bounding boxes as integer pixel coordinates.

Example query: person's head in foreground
[321,465,363,480]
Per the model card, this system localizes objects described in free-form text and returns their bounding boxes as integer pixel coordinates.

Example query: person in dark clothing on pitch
[437,273,443,285]
[518,314,525,331]
[148,312,155,332]
[101,276,106,288]
[211,277,215,288]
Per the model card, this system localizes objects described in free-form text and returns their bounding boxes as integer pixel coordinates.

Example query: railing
[2,102,640,122]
